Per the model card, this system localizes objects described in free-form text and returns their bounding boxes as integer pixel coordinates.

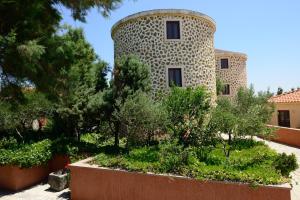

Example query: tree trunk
[228,132,232,145]
[114,122,120,148]
[75,127,80,141]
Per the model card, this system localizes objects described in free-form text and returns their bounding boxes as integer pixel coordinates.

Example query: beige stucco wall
[112,9,216,99]
[215,51,247,98]
[270,103,300,129]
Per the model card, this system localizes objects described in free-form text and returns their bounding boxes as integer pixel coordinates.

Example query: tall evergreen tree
[0,0,122,100]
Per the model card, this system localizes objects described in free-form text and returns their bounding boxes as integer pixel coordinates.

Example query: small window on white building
[222,84,230,95]
[166,21,180,39]
[221,58,229,69]
[168,68,182,87]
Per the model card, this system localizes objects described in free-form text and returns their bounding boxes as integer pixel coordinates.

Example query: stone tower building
[111,9,247,99]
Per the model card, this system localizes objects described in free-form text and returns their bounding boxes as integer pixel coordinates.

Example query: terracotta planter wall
[268,125,300,148]
[0,165,49,191]
[69,158,291,200]
[49,155,70,172]
[0,155,70,191]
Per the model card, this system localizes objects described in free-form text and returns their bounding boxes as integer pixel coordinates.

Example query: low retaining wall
[49,155,70,172]
[268,125,300,148]
[0,155,70,191]
[0,165,49,191]
[69,158,291,200]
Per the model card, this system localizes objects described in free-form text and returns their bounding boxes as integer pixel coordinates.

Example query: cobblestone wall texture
[112,9,247,99]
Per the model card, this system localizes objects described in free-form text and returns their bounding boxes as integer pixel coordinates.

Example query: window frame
[222,84,230,95]
[220,58,230,69]
[164,19,183,41]
[278,110,291,128]
[166,66,185,88]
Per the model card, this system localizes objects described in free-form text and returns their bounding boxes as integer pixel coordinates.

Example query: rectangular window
[168,68,182,87]
[222,84,230,95]
[221,59,229,69]
[166,21,180,39]
[278,110,290,127]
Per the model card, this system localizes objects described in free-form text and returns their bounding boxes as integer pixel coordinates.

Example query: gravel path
[0,183,70,200]
[255,137,300,200]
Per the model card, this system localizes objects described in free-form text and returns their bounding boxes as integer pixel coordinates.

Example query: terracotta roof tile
[269,89,300,103]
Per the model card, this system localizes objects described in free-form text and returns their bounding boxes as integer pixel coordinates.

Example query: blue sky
[59,0,300,93]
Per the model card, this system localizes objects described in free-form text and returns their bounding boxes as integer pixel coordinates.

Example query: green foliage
[274,153,298,177]
[0,0,122,100]
[0,137,18,149]
[47,27,109,138]
[209,86,275,157]
[115,92,168,148]
[164,86,211,147]
[93,139,293,185]
[216,78,224,95]
[0,91,54,136]
[102,55,152,147]
[0,139,52,168]
[157,140,185,173]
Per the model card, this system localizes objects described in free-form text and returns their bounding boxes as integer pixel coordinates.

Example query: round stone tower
[111,9,217,98]
[215,49,247,98]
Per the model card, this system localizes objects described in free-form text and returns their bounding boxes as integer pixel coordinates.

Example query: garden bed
[0,155,70,191]
[0,165,49,191]
[0,139,70,191]
[69,157,291,200]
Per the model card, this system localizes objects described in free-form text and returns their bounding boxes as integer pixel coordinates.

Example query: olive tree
[209,86,274,158]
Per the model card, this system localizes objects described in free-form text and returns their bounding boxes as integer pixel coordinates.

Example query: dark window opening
[278,110,290,127]
[168,68,182,87]
[221,59,229,69]
[222,84,230,95]
[166,21,180,39]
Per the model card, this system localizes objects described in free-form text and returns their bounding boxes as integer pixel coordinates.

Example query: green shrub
[51,137,79,156]
[158,141,185,173]
[0,92,54,136]
[93,139,297,185]
[115,92,168,148]
[0,137,18,149]
[274,153,298,176]
[164,86,211,147]
[0,139,52,168]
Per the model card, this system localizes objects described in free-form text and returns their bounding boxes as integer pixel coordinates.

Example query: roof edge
[215,49,247,59]
[111,9,216,38]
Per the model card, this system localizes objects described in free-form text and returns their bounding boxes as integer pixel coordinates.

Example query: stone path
[255,137,300,200]
[0,183,70,200]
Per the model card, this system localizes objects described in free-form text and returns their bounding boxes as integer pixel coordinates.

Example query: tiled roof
[269,89,300,103]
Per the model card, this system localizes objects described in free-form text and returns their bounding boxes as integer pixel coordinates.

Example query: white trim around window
[219,58,230,69]
[164,19,183,42]
[165,66,185,88]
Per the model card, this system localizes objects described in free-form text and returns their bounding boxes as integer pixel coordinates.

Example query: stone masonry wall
[215,52,247,98]
[112,10,216,99]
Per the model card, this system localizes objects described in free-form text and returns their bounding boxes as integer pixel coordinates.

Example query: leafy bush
[115,92,168,148]
[0,139,52,168]
[274,153,298,176]
[209,86,275,157]
[0,92,54,137]
[93,139,294,185]
[51,137,79,156]
[158,140,186,173]
[0,137,18,149]
[93,139,296,184]
[164,86,211,147]
[102,55,152,148]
